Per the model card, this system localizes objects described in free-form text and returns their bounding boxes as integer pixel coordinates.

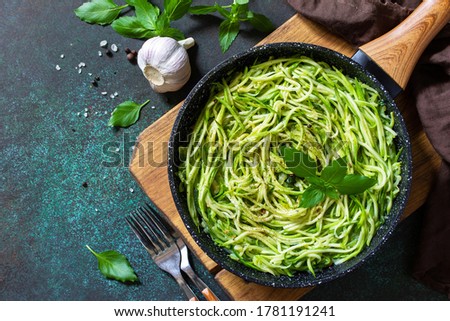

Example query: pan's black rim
[167,42,412,288]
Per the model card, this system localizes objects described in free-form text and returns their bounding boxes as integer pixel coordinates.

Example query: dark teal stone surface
[0,0,446,301]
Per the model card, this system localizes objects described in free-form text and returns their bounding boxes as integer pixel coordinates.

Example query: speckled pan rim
[167,42,412,288]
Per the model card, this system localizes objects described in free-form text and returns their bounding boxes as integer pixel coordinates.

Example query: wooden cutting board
[129,13,441,301]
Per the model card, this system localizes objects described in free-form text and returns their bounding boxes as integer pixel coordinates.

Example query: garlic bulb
[137,36,195,93]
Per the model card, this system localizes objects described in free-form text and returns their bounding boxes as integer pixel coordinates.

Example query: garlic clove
[143,65,164,86]
[137,36,195,93]
[178,37,195,50]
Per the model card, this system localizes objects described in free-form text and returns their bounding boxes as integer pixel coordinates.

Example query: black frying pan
[167,0,450,288]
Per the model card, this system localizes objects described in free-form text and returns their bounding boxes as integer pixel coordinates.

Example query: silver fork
[140,203,220,301]
[126,209,199,301]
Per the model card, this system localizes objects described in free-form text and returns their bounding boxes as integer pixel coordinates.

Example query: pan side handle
[359,0,450,90]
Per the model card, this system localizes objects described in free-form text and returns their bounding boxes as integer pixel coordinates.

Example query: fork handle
[182,266,220,301]
[201,288,219,301]
[174,276,199,301]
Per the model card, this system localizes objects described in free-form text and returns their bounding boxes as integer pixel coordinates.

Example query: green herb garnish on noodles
[178,56,402,276]
[280,147,377,208]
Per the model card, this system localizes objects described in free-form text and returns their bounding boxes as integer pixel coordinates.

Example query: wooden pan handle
[359,0,450,89]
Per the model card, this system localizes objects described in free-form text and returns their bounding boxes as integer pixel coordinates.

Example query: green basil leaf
[219,19,240,53]
[231,1,248,19]
[111,16,156,38]
[306,177,340,200]
[189,5,218,15]
[247,12,275,33]
[321,158,347,184]
[235,0,249,5]
[281,146,317,178]
[154,12,171,35]
[129,0,160,29]
[157,27,185,40]
[305,176,325,188]
[164,0,192,21]
[215,3,231,18]
[74,0,128,25]
[108,100,150,128]
[324,186,340,200]
[299,186,325,208]
[86,245,138,283]
[335,174,377,195]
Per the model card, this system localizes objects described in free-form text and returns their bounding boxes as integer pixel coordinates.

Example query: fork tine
[126,213,161,254]
[137,207,173,245]
[138,205,174,243]
[135,211,168,251]
[125,215,151,249]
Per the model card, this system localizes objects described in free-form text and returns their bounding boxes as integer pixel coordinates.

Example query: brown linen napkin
[408,26,450,297]
[287,0,450,297]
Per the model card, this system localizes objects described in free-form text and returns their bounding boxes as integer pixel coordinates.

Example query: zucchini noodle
[178,56,402,276]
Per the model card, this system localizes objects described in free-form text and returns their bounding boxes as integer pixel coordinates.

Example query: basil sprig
[74,0,192,40]
[75,0,274,52]
[190,0,275,52]
[86,245,139,283]
[281,146,377,208]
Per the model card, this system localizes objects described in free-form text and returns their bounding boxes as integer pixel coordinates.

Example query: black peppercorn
[127,51,137,64]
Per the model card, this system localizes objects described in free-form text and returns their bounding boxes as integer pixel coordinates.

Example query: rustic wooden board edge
[214,269,314,301]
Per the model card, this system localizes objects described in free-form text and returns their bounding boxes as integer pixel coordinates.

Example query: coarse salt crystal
[60,54,65,59]
[78,68,82,74]
[111,44,118,52]
[84,112,88,118]
[129,188,134,193]
[55,65,61,71]
[100,40,108,48]
[98,51,102,57]
[101,92,107,96]
[114,92,118,97]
